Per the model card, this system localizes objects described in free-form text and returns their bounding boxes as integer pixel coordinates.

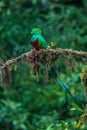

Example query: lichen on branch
[0,48,87,87]
[0,48,87,70]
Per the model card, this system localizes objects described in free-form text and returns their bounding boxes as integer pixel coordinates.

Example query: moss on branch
[0,48,87,70]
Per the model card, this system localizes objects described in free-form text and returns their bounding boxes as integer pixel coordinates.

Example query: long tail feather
[50,67,73,98]
[56,78,73,98]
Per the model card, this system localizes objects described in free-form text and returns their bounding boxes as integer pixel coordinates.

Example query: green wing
[38,34,47,49]
[31,34,37,43]
[31,34,47,49]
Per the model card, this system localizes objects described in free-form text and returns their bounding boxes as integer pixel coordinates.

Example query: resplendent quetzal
[31,28,47,50]
[30,28,73,101]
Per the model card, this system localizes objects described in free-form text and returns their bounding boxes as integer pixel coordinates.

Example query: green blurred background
[0,0,87,130]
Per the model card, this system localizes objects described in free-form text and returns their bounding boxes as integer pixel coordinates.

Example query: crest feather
[31,28,41,34]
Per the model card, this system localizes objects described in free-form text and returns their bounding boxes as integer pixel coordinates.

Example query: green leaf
[46,124,54,130]
[71,103,84,112]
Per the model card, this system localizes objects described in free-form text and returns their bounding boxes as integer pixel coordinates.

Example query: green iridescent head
[31,28,41,34]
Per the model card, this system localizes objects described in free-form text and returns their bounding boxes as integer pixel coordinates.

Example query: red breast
[32,39,41,50]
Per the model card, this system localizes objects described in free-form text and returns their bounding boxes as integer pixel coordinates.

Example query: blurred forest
[0,0,87,130]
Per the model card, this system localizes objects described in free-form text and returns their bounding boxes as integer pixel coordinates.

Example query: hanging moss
[77,66,87,128]
[81,66,87,89]
[0,48,87,86]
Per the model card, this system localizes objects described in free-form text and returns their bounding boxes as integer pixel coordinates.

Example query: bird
[30,28,47,50]
[30,28,73,101]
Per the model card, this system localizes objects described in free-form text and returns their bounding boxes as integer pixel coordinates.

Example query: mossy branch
[0,48,87,70]
[0,48,87,87]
